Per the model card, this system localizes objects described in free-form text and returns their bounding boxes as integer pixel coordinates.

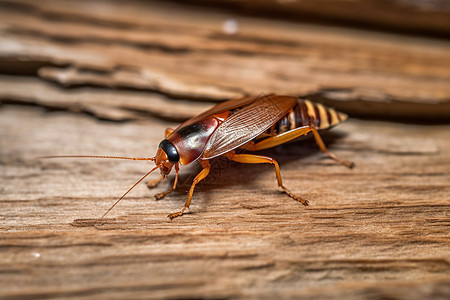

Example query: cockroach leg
[245,126,311,151]
[154,163,179,200]
[226,151,309,206]
[246,126,354,169]
[147,176,164,189]
[168,161,210,220]
[310,127,354,169]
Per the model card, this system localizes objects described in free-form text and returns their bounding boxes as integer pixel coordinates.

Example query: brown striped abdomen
[270,99,347,135]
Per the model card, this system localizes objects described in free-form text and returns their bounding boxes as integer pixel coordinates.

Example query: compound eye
[158,139,179,164]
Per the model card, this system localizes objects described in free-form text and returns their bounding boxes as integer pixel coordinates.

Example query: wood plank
[1,105,449,299]
[0,0,449,121]
[184,0,450,37]
[0,75,210,121]
[0,0,449,299]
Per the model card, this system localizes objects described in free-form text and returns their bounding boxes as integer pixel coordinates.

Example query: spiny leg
[226,151,308,206]
[245,126,354,169]
[155,163,179,200]
[246,126,311,151]
[309,127,354,168]
[168,160,210,220]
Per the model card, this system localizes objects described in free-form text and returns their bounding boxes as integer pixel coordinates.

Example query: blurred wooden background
[0,0,449,299]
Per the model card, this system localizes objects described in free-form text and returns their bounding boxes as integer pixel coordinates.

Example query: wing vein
[203,95,297,159]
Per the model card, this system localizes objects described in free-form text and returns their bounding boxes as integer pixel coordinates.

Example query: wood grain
[1,105,449,299]
[0,0,449,121]
[0,0,449,299]
[184,0,450,37]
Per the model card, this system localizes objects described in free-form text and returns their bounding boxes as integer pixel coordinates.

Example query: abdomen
[268,99,347,136]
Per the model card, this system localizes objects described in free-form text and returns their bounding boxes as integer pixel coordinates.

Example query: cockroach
[43,94,354,220]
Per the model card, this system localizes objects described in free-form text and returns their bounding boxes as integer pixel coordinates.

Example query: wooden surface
[0,0,449,299]
[1,105,450,299]
[1,0,450,121]
[184,0,450,37]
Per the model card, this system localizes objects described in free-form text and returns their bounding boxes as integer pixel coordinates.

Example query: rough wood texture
[1,105,449,299]
[0,0,449,299]
[185,0,450,37]
[0,0,450,121]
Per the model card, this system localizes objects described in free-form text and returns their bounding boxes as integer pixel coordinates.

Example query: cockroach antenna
[41,94,354,220]
[101,163,163,218]
[39,155,158,217]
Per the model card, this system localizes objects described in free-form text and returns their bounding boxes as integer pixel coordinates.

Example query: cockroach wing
[202,95,297,159]
[180,94,274,128]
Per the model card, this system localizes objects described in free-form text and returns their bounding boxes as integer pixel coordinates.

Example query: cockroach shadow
[169,130,349,205]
